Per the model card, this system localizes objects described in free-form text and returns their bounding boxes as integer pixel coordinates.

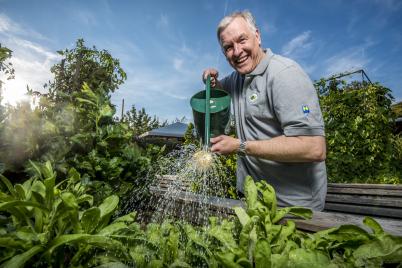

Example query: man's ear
[255,29,261,46]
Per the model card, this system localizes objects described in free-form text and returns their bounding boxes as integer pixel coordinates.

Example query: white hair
[216,10,258,44]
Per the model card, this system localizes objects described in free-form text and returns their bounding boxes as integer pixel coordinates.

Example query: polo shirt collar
[248,48,273,76]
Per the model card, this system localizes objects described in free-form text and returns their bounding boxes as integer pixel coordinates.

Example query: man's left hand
[210,135,240,154]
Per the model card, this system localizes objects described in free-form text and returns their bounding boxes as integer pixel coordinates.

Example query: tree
[316,79,400,183]
[124,105,167,136]
[38,39,126,103]
[183,122,196,145]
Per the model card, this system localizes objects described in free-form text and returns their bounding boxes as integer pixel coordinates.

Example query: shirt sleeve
[272,64,325,137]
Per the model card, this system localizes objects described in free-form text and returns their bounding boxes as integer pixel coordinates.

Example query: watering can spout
[190,77,231,147]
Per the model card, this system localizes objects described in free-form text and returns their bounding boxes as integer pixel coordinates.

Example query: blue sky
[1,0,402,122]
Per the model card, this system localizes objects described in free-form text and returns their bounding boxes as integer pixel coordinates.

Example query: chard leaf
[208,225,237,251]
[76,194,94,206]
[0,245,43,268]
[234,206,250,227]
[98,222,128,236]
[272,207,312,224]
[244,176,257,211]
[113,211,137,223]
[0,237,26,249]
[256,181,277,217]
[0,200,48,212]
[0,174,16,197]
[254,238,271,268]
[14,184,26,200]
[236,257,252,267]
[287,248,330,267]
[353,234,402,264]
[31,181,46,200]
[81,207,100,233]
[169,260,191,268]
[61,192,78,209]
[98,195,119,219]
[363,217,384,235]
[215,252,243,268]
[46,234,128,257]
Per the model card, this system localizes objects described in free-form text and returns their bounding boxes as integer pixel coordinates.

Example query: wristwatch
[237,140,247,156]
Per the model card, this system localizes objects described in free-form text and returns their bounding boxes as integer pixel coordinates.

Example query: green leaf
[81,207,100,233]
[98,195,119,219]
[363,217,384,235]
[234,207,250,227]
[76,194,94,206]
[287,248,330,267]
[113,211,137,223]
[0,174,16,197]
[244,176,257,210]
[0,245,43,268]
[0,200,48,212]
[353,234,402,264]
[61,192,78,209]
[254,239,271,268]
[46,234,128,257]
[98,222,128,236]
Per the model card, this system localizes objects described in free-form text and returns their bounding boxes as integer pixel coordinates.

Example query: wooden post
[121,98,125,122]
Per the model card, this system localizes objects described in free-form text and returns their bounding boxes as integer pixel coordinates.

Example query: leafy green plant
[0,161,139,267]
[316,79,401,183]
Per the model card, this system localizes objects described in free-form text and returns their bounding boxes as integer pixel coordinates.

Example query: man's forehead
[220,18,250,42]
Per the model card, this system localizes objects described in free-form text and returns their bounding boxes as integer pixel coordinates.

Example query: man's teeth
[237,57,247,64]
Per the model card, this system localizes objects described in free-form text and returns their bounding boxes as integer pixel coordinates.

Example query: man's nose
[233,43,241,56]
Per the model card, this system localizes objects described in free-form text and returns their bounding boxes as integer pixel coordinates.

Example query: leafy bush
[2,165,401,267]
[316,79,401,183]
[0,161,140,267]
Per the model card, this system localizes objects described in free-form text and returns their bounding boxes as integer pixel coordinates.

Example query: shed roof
[139,122,188,138]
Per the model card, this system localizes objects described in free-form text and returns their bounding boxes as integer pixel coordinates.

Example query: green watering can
[190,75,231,147]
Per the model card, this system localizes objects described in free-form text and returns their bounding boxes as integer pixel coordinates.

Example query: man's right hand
[202,68,219,88]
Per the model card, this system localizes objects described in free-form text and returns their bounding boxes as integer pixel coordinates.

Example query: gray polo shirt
[220,49,327,211]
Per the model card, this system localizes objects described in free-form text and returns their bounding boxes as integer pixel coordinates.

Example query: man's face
[220,17,263,74]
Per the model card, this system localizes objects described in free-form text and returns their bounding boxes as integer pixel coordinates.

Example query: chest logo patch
[249,93,258,104]
[302,105,310,115]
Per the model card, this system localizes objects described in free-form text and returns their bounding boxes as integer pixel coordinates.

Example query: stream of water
[135,144,233,225]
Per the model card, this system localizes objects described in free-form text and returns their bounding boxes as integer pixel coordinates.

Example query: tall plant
[316,79,400,183]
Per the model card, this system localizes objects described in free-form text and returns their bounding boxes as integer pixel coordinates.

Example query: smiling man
[202,10,327,211]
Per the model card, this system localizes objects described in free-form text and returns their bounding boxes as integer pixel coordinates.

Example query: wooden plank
[325,193,402,207]
[289,211,402,237]
[150,187,402,236]
[324,202,402,219]
[328,183,402,190]
[327,186,402,197]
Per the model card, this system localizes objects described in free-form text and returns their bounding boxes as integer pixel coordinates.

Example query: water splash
[139,144,233,225]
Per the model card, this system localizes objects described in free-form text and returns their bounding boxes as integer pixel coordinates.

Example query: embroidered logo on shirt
[249,93,258,103]
[302,105,310,115]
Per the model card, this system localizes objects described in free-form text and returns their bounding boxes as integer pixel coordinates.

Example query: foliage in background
[316,78,401,183]
[0,40,165,208]
[391,101,402,118]
[123,105,167,137]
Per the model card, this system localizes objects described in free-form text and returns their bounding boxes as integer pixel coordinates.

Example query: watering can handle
[204,75,211,148]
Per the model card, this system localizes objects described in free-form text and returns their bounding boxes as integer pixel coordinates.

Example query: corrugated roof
[139,122,188,138]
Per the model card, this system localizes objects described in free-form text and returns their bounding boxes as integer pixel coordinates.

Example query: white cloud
[281,31,312,57]
[0,15,60,105]
[173,58,184,71]
[324,47,371,76]
[261,21,277,35]
[373,0,402,10]
[157,14,169,28]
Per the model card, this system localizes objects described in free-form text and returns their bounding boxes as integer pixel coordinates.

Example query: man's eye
[225,47,233,53]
